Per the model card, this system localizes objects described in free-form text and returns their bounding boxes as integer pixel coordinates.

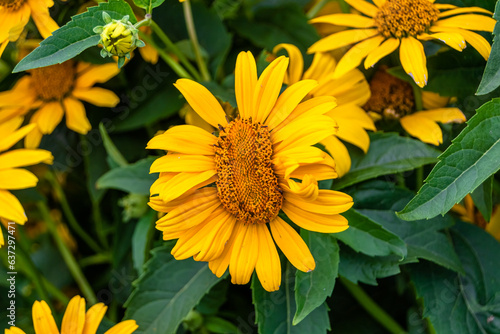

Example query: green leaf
[398,98,500,221]
[204,316,239,334]
[99,123,128,167]
[294,232,339,325]
[470,176,493,222]
[124,245,224,334]
[252,263,330,334]
[133,0,166,10]
[333,132,440,190]
[131,210,155,275]
[96,157,157,195]
[13,0,136,73]
[335,209,407,258]
[408,221,500,334]
[477,0,500,95]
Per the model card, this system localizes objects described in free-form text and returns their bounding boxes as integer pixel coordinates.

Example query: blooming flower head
[147,51,353,291]
[273,43,376,176]
[0,117,53,246]
[0,0,58,57]
[308,0,495,87]
[0,60,120,148]
[5,295,139,334]
[363,67,465,145]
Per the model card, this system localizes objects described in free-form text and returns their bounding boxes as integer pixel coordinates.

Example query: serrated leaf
[333,132,440,190]
[294,232,339,325]
[408,221,500,334]
[133,0,166,10]
[13,0,136,73]
[477,0,500,95]
[398,98,500,221]
[335,209,407,258]
[124,245,223,334]
[96,157,157,195]
[252,263,330,334]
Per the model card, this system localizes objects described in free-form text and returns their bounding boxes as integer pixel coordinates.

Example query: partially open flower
[94,12,145,68]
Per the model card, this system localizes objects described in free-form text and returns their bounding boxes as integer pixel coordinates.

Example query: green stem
[415,166,424,190]
[412,83,423,112]
[46,170,103,253]
[139,32,195,80]
[183,0,211,81]
[340,277,407,334]
[149,20,201,81]
[79,253,111,268]
[306,0,329,19]
[38,201,98,305]
[134,17,151,29]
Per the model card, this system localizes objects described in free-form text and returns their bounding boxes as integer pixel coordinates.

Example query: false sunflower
[363,67,465,145]
[273,43,375,176]
[0,117,53,247]
[5,295,139,334]
[147,51,353,291]
[0,60,120,148]
[308,0,495,87]
[0,0,58,57]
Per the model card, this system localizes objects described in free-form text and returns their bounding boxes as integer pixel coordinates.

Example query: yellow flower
[273,43,376,176]
[5,295,139,334]
[363,67,465,145]
[0,60,120,148]
[0,117,53,246]
[452,195,500,242]
[0,0,58,57]
[308,0,495,87]
[147,51,353,292]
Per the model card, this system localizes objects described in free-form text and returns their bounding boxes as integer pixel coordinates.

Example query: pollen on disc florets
[29,61,76,102]
[363,66,415,120]
[374,0,440,38]
[214,118,283,224]
[0,0,25,11]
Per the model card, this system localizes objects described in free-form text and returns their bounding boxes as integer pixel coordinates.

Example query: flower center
[0,0,25,10]
[363,66,415,120]
[374,0,439,38]
[29,61,76,102]
[214,118,283,224]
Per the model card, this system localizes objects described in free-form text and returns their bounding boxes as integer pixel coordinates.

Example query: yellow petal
[255,224,281,292]
[265,79,318,128]
[486,207,500,241]
[399,36,427,87]
[372,0,386,7]
[431,26,491,60]
[32,300,60,334]
[0,149,53,169]
[327,103,376,132]
[288,160,338,181]
[229,223,258,285]
[146,125,216,155]
[0,122,36,152]
[104,320,139,334]
[5,327,27,334]
[303,52,337,82]
[83,303,107,334]
[0,169,38,190]
[159,170,217,203]
[422,91,450,110]
[413,108,466,124]
[0,76,35,108]
[364,38,400,69]
[209,222,243,277]
[334,117,371,152]
[63,98,91,135]
[270,216,315,272]
[171,220,209,260]
[234,51,258,119]
[150,154,215,173]
[24,126,43,149]
[252,56,289,123]
[400,114,443,145]
[282,201,349,233]
[194,209,237,261]
[439,6,492,18]
[334,35,384,79]
[321,135,351,177]
[174,79,227,128]
[284,190,353,215]
[272,43,304,85]
[72,87,119,107]
[61,295,86,334]
[75,63,120,88]
[0,189,26,224]
[345,0,379,17]
[31,101,64,134]
[310,14,375,28]
[434,14,496,32]
[27,0,59,38]
[308,29,379,53]
[315,70,371,107]
[418,32,466,52]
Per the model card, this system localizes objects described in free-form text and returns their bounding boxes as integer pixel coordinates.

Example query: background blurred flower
[308,0,495,87]
[453,194,500,241]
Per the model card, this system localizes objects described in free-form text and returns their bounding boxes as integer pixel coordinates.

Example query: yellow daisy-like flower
[5,295,139,334]
[308,0,495,87]
[147,51,354,292]
[0,0,58,57]
[0,60,120,148]
[363,67,465,145]
[273,43,376,176]
[452,195,500,242]
[0,117,53,246]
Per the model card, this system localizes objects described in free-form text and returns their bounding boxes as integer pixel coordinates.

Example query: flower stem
[411,83,423,111]
[306,0,329,19]
[45,170,103,253]
[148,20,202,81]
[37,201,98,305]
[415,166,424,190]
[340,277,407,334]
[183,0,211,81]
